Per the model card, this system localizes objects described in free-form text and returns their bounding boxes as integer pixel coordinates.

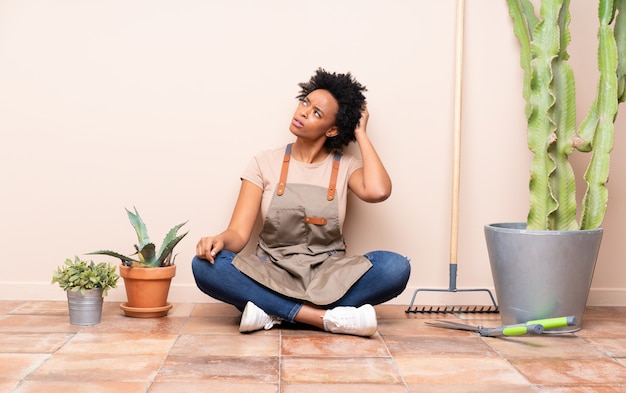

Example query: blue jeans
[192,250,411,323]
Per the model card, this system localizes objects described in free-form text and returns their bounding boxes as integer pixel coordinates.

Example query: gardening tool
[406,0,499,314]
[425,316,577,337]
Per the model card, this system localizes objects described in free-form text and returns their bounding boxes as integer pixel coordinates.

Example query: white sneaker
[322,304,377,337]
[239,301,282,333]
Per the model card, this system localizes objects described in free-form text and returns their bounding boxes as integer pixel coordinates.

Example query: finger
[207,247,217,263]
[197,238,214,261]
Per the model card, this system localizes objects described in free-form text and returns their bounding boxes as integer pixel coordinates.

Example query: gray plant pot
[485,223,602,332]
[67,288,104,326]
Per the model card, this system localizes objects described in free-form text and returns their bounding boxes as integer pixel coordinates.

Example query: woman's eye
[314,111,321,118]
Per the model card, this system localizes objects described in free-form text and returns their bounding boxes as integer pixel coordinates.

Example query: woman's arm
[348,106,392,203]
[196,179,262,262]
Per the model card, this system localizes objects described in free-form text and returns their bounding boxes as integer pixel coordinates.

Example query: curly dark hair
[296,68,367,150]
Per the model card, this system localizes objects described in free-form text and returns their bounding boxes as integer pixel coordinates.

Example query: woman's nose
[299,104,310,118]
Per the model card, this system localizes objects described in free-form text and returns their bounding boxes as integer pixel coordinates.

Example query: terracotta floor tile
[9,301,71,316]
[407,384,536,392]
[536,386,626,393]
[84,315,186,334]
[57,332,178,355]
[582,306,626,319]
[457,313,504,322]
[164,302,195,317]
[101,303,194,318]
[182,316,254,335]
[0,354,49,381]
[27,353,164,382]
[149,381,278,393]
[0,315,80,333]
[0,333,71,353]
[100,302,125,317]
[170,334,279,357]
[377,318,475,337]
[510,358,626,385]
[3,301,626,392]
[584,337,626,358]
[190,303,241,317]
[0,381,19,392]
[156,355,278,383]
[385,335,498,358]
[282,383,408,393]
[281,357,402,384]
[394,356,528,385]
[279,324,329,336]
[484,334,606,359]
[373,304,414,319]
[281,334,388,357]
[0,301,25,315]
[576,315,626,338]
[12,381,149,393]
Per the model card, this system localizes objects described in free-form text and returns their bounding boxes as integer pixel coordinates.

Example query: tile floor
[1,301,626,392]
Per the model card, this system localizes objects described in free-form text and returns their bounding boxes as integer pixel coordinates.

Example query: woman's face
[289,89,338,142]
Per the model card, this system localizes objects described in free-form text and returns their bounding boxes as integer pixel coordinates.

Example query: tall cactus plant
[508,0,626,230]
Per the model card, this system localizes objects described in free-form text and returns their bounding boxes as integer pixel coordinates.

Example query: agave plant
[508,0,626,230]
[88,207,188,268]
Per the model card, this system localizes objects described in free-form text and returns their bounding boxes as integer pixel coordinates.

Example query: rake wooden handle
[450,0,465,267]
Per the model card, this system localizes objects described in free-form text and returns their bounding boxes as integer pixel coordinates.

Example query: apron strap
[327,151,341,201]
[276,144,292,196]
[277,143,341,201]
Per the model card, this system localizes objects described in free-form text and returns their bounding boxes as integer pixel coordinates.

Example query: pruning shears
[425,316,577,337]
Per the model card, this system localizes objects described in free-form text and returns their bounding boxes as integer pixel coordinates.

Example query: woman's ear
[326,126,338,138]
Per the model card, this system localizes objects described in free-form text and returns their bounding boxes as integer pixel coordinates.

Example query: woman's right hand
[196,235,224,263]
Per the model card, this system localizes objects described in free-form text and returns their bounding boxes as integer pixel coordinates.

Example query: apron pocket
[260,206,310,247]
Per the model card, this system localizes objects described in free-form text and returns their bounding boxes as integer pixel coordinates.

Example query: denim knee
[365,250,411,286]
[191,251,237,295]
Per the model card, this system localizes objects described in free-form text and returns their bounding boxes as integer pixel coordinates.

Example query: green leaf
[52,256,119,295]
[138,243,157,267]
[87,250,137,265]
[155,231,188,267]
[126,207,151,249]
[156,221,188,265]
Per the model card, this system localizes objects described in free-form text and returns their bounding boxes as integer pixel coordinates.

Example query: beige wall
[1,0,625,306]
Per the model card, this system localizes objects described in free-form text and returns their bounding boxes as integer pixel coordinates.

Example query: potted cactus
[485,0,626,331]
[52,256,119,325]
[88,207,188,318]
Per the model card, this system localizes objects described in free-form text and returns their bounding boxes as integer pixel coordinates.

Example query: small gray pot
[67,288,104,326]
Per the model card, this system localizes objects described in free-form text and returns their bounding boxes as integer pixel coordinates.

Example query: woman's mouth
[292,118,304,128]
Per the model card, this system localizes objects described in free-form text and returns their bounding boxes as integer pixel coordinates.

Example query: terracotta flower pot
[119,264,176,318]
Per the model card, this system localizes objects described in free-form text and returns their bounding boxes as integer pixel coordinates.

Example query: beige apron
[232,143,372,305]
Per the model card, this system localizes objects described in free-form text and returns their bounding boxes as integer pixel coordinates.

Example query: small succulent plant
[52,256,119,295]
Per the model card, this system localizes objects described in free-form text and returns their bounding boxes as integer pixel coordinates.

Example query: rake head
[405,304,499,314]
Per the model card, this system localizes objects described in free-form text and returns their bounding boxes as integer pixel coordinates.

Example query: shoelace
[264,316,282,330]
[327,311,357,329]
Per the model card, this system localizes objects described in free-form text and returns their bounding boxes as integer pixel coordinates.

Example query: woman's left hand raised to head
[354,105,369,137]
